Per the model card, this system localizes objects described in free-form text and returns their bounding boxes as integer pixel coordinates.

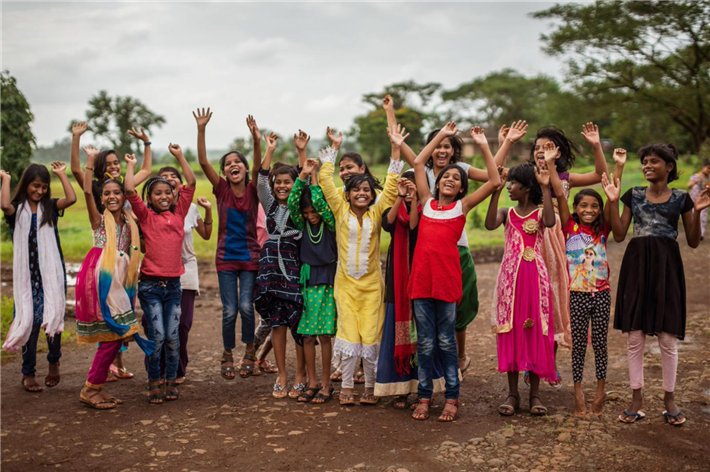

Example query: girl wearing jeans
[125,145,195,404]
[409,123,500,422]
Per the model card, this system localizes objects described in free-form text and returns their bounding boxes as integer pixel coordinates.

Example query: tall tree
[73,90,166,157]
[1,71,36,187]
[533,0,710,152]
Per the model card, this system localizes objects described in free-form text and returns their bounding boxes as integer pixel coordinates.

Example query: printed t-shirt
[563,218,611,292]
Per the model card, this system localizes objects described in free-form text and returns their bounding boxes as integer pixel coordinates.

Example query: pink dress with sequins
[493,208,556,380]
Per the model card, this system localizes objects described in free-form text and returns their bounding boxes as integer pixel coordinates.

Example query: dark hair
[702,160,710,168]
[299,185,314,211]
[530,127,580,173]
[345,174,378,207]
[158,166,183,183]
[141,177,175,212]
[638,143,680,183]
[96,178,126,213]
[571,189,605,235]
[219,151,250,184]
[12,164,54,228]
[425,129,463,168]
[338,152,383,190]
[402,169,415,181]
[90,150,120,211]
[268,163,298,191]
[433,164,468,201]
[508,163,543,205]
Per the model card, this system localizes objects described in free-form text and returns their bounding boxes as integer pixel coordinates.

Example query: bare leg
[574,382,587,416]
[271,327,288,387]
[455,331,470,371]
[319,336,332,395]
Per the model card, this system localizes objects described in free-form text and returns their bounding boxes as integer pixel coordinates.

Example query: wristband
[144,141,152,146]
[204,221,213,225]
[397,194,408,198]
[507,137,516,144]
[86,166,94,171]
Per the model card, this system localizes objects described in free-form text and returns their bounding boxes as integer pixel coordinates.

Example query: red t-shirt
[127,186,195,278]
[213,178,261,272]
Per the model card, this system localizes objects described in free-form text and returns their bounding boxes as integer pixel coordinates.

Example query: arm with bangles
[375,125,408,213]
[128,126,154,184]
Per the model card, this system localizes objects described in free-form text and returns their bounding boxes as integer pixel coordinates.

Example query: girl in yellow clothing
[319,126,406,406]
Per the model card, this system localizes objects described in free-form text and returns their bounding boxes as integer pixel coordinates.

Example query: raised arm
[124,153,138,196]
[543,141,570,226]
[194,108,220,187]
[386,179,409,226]
[462,127,501,214]
[570,122,605,188]
[603,148,627,225]
[70,121,88,184]
[485,170,508,230]
[169,143,196,187]
[288,164,310,231]
[601,172,630,241]
[383,94,418,167]
[51,161,77,211]
[261,132,278,171]
[247,115,262,183]
[413,122,459,201]
[535,165,556,228]
[407,180,420,230]
[376,124,408,212]
[194,197,213,240]
[294,130,310,168]
[83,147,103,229]
[317,145,344,216]
[467,120,529,182]
[685,189,710,248]
[0,170,15,216]
[127,127,153,184]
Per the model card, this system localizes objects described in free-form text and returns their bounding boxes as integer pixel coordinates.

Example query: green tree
[533,0,710,152]
[72,90,166,157]
[228,137,254,158]
[1,71,36,187]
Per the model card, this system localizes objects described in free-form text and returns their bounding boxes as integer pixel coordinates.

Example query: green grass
[0,157,698,264]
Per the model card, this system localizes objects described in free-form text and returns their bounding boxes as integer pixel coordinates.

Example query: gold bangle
[204,221,213,225]
[507,137,516,144]
[86,166,94,170]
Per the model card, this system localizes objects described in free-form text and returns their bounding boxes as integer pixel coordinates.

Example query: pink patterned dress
[492,208,556,380]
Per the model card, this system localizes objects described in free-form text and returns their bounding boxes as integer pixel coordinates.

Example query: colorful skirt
[455,246,479,332]
[374,303,446,397]
[75,247,139,344]
[297,285,336,336]
[496,259,556,381]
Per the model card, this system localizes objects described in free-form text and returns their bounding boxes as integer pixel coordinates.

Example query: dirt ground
[1,237,709,472]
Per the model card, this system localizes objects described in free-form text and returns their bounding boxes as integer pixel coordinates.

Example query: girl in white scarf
[1,162,76,392]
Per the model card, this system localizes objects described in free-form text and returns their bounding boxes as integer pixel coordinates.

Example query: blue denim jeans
[139,279,182,382]
[412,298,460,400]
[217,270,257,350]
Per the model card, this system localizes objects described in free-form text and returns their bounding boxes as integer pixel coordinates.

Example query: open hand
[613,148,627,166]
[387,124,410,148]
[470,126,487,146]
[694,188,710,212]
[127,126,150,143]
[382,94,394,112]
[535,163,550,187]
[506,120,528,143]
[302,158,318,176]
[498,124,509,147]
[264,132,278,150]
[440,122,460,138]
[247,115,260,141]
[601,172,621,202]
[50,161,67,175]
[326,127,343,149]
[495,166,508,191]
[168,143,183,157]
[72,122,88,137]
[581,122,601,147]
[82,145,101,160]
[124,154,137,166]
[193,108,212,129]
[196,196,212,209]
[543,141,559,168]
[293,129,310,151]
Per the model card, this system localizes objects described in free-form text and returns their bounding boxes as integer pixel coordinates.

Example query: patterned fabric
[297,285,336,336]
[621,187,694,239]
[570,290,611,383]
[540,215,572,347]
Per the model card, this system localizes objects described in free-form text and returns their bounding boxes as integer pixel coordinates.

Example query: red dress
[408,198,466,303]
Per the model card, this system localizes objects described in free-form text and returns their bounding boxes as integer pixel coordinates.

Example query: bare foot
[592,391,606,416]
[573,384,587,417]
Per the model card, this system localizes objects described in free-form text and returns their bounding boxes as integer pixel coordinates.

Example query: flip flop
[359,393,380,405]
[459,357,472,377]
[339,393,356,406]
[312,386,334,404]
[662,410,686,426]
[618,409,646,423]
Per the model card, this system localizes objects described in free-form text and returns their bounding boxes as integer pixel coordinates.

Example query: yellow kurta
[319,150,402,360]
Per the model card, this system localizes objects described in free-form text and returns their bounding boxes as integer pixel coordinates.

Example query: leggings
[341,354,376,390]
[627,331,678,393]
[86,340,122,388]
[570,290,611,383]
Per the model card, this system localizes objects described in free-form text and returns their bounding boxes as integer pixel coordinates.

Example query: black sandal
[165,380,179,401]
[393,395,410,410]
[147,381,164,405]
[312,386,334,404]
[239,353,261,378]
[297,385,320,403]
[220,352,236,380]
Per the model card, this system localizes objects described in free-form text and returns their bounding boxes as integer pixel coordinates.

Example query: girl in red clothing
[408,123,500,422]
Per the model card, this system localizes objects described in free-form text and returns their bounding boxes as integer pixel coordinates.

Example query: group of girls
[2,98,709,425]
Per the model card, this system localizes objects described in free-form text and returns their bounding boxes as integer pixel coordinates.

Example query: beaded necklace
[307,220,324,245]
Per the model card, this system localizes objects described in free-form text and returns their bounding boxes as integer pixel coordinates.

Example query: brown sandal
[80,388,116,410]
[45,362,60,387]
[438,399,460,422]
[21,375,43,393]
[412,398,431,421]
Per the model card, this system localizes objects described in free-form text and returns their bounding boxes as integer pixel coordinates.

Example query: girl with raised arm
[75,150,154,409]
[1,162,76,392]
[319,126,405,406]
[195,109,263,380]
[382,94,527,375]
[604,143,709,426]
[486,160,556,418]
[125,144,196,404]
[407,123,500,422]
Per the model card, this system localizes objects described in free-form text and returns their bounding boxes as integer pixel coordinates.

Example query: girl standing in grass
[125,144,196,404]
[288,158,338,403]
[486,162,556,417]
[1,162,76,392]
[604,143,709,426]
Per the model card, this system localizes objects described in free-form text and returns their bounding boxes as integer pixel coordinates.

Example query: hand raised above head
[534,162,550,187]
[50,161,67,175]
[470,126,487,146]
[496,166,508,191]
[601,171,621,202]
[506,120,528,143]
[264,132,278,150]
[543,141,559,167]
[82,145,101,159]
[127,126,149,143]
[387,124,410,148]
[0,170,11,182]
[247,114,260,140]
[302,158,318,175]
[293,129,310,151]
[613,148,627,165]
[193,108,213,129]
[124,153,137,166]
[382,94,394,111]
[169,143,183,156]
[197,196,212,209]
[326,127,343,149]
[440,122,460,138]
[72,122,88,137]
[581,122,601,147]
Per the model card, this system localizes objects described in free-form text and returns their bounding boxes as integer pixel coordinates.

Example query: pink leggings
[86,340,123,388]
[627,331,678,393]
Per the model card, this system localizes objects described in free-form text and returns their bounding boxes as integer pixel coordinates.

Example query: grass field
[0,157,699,264]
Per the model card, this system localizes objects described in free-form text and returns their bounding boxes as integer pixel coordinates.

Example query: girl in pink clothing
[486,163,556,417]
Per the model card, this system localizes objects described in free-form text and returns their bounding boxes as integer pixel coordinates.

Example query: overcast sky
[2,1,567,149]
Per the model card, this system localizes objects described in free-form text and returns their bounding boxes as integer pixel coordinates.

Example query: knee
[418,335,435,355]
[239,302,254,318]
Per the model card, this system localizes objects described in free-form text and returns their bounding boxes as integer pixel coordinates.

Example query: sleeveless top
[408,198,466,303]
[93,215,132,253]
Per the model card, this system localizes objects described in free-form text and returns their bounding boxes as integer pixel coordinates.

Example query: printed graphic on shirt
[564,221,610,292]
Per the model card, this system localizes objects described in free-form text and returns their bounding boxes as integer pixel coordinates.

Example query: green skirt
[297,284,337,336]
[456,246,479,332]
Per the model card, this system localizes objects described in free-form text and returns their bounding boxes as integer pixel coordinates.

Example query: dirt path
[2,239,709,472]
